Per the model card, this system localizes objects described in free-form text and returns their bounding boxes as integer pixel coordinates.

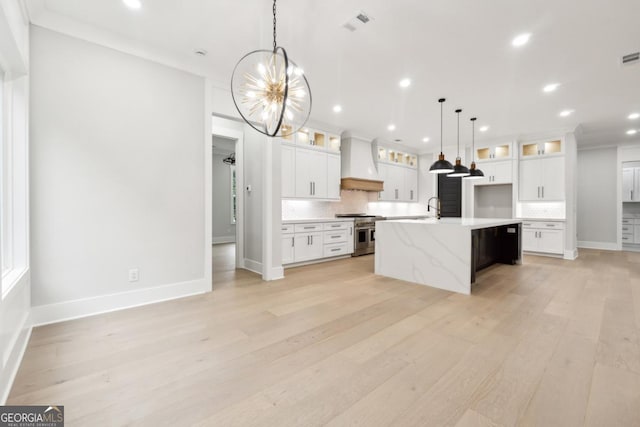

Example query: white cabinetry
[374,142,419,203]
[404,168,418,201]
[522,221,564,255]
[282,220,354,266]
[520,139,563,157]
[281,130,341,201]
[479,160,512,184]
[622,217,640,244]
[327,154,341,199]
[519,157,565,201]
[476,142,513,162]
[281,224,294,264]
[622,167,640,202]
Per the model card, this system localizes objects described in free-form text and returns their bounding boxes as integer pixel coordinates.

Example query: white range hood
[340,132,383,192]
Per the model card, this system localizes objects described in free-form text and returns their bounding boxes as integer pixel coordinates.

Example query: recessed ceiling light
[122,0,142,9]
[479,126,489,132]
[387,124,396,131]
[559,109,574,117]
[333,105,342,113]
[629,113,640,120]
[399,78,411,88]
[422,137,430,143]
[511,33,531,47]
[627,129,638,135]
[543,83,560,93]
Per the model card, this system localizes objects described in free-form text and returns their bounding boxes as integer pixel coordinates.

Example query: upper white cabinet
[477,160,512,184]
[520,139,563,158]
[404,168,418,201]
[295,148,329,199]
[519,156,565,201]
[622,166,640,202]
[476,142,513,162]
[280,130,341,200]
[375,142,418,202]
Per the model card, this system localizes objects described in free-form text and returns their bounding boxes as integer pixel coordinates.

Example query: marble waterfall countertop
[375,218,522,295]
[379,217,522,230]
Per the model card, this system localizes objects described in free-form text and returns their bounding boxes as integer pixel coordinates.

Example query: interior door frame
[211,123,244,270]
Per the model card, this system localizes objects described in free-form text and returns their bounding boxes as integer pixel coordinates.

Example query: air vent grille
[342,11,374,32]
[622,52,639,65]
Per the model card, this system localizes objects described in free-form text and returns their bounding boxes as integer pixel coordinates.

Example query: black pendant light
[230,0,311,137]
[429,98,454,174]
[448,109,470,177]
[464,117,485,179]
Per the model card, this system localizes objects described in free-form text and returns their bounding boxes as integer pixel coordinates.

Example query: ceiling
[26,0,640,151]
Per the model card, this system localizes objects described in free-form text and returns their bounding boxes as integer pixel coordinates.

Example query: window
[230,166,237,224]
[1,68,10,277]
[1,71,29,297]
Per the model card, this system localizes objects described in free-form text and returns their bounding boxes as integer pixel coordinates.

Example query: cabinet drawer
[622,234,634,243]
[324,230,347,243]
[622,226,633,233]
[622,218,633,225]
[324,243,349,257]
[294,223,323,232]
[522,221,565,230]
[281,224,294,234]
[323,221,352,231]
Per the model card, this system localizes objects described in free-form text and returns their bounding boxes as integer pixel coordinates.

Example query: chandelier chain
[272,0,277,52]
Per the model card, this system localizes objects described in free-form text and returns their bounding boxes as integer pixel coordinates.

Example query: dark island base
[471,223,522,284]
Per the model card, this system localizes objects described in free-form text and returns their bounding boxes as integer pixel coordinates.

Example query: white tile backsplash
[517,201,565,219]
[282,190,428,220]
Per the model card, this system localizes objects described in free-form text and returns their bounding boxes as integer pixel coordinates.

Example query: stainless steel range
[335,213,384,256]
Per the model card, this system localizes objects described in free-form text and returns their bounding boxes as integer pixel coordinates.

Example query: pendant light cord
[456,110,460,156]
[272,0,277,52]
[471,118,476,161]
[439,99,444,154]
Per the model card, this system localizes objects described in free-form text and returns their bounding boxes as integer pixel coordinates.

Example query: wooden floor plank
[6,246,640,426]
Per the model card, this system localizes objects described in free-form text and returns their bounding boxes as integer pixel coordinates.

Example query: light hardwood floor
[8,248,640,426]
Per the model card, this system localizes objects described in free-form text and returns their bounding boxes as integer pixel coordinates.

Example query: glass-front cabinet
[520,139,563,158]
[476,142,512,162]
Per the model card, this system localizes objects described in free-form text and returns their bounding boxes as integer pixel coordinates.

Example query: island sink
[375,218,522,295]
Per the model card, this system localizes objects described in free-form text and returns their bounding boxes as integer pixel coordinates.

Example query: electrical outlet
[128,268,139,282]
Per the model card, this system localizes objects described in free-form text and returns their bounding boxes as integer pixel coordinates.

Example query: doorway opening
[212,135,238,285]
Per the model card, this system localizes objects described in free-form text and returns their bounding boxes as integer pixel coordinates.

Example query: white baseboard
[30,278,210,327]
[578,241,619,251]
[563,249,579,260]
[264,266,284,281]
[212,236,236,244]
[243,259,262,275]
[0,313,32,404]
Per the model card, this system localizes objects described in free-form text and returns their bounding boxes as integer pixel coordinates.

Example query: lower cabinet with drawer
[622,218,640,245]
[282,220,354,266]
[522,220,565,255]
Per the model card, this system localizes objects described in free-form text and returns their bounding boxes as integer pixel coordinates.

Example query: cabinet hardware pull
[331,224,340,227]
[310,182,312,195]
[291,237,294,247]
[542,186,544,198]
[303,226,314,229]
[331,248,341,252]
[331,235,340,238]
[311,235,313,245]
[546,224,555,227]
[350,227,353,235]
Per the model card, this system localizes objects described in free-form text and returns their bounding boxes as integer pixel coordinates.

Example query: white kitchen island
[375,218,522,295]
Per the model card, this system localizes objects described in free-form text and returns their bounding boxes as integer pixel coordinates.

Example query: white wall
[577,147,618,247]
[0,0,31,404]
[29,26,209,323]
[212,152,236,244]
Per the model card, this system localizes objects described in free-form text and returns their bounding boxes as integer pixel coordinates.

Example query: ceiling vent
[621,51,639,66]
[342,11,374,32]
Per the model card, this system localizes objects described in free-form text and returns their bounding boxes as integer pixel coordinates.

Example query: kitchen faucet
[427,196,442,220]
